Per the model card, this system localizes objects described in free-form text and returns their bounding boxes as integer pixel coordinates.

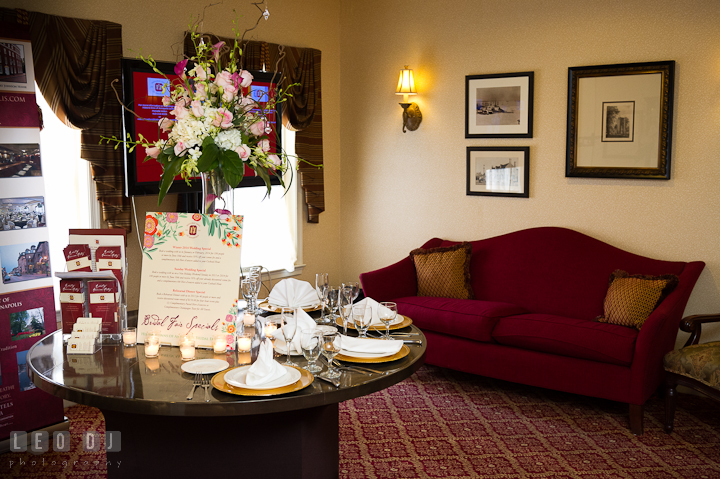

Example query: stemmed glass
[327,287,340,323]
[300,328,323,373]
[321,331,342,379]
[280,307,297,366]
[249,272,262,314]
[240,278,255,314]
[315,273,329,324]
[338,285,354,335]
[379,302,397,340]
[353,304,371,338]
[344,281,360,304]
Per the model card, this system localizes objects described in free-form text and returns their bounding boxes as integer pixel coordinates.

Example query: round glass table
[28,326,426,478]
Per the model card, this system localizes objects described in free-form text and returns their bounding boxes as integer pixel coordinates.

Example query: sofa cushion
[394,296,528,342]
[410,242,474,299]
[492,313,638,366]
[597,269,679,329]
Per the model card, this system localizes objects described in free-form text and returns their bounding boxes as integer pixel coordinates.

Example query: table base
[101,403,339,479]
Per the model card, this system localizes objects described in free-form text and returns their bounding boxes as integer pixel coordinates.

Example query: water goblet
[315,273,329,323]
[327,287,340,323]
[379,302,397,340]
[339,285,353,335]
[321,331,342,379]
[353,304,371,338]
[240,278,255,313]
[280,307,298,366]
[300,328,323,373]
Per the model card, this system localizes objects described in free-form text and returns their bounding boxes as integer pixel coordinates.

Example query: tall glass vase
[201,170,234,216]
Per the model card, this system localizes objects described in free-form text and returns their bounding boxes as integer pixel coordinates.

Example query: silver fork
[201,374,211,402]
[187,372,201,400]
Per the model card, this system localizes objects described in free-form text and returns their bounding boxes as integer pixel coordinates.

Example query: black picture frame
[565,60,674,179]
[465,72,534,138]
[466,147,530,198]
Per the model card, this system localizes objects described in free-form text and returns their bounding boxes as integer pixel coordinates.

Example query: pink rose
[267,154,281,168]
[195,83,207,101]
[213,108,233,129]
[158,118,173,132]
[174,141,187,156]
[146,146,161,158]
[162,96,172,106]
[215,71,233,90]
[238,95,255,112]
[172,103,189,120]
[190,100,204,118]
[222,85,237,102]
[239,70,253,88]
[235,145,251,159]
[249,120,267,136]
[191,64,207,81]
[258,139,270,152]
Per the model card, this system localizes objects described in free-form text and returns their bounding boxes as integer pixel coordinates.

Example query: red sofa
[360,227,705,434]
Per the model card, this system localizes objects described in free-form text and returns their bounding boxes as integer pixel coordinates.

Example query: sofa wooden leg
[664,380,677,434]
[629,403,644,435]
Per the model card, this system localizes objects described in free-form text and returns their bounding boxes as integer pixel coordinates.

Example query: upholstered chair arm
[681,313,720,347]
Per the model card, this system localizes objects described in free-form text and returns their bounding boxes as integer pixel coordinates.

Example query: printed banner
[137,212,243,348]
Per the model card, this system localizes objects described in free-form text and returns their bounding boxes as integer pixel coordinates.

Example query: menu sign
[137,212,243,347]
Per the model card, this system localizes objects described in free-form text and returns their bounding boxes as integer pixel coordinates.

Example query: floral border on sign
[142,212,243,259]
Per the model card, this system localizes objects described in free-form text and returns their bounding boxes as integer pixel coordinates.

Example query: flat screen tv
[121,58,282,197]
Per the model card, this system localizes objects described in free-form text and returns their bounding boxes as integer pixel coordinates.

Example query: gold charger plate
[259,301,322,313]
[211,365,313,396]
[335,315,413,331]
[335,344,410,364]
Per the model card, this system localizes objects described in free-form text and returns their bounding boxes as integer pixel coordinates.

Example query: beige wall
[2,0,343,311]
[338,0,720,344]
[5,0,720,345]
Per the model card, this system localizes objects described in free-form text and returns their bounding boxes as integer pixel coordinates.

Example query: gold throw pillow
[410,243,474,299]
[597,270,679,329]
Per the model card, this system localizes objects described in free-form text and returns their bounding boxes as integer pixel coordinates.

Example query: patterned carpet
[3,365,719,478]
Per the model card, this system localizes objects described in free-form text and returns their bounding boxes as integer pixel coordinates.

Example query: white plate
[181,359,230,374]
[338,348,397,359]
[272,337,303,356]
[224,365,302,390]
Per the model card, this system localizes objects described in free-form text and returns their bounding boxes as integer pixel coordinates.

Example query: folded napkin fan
[245,339,287,386]
[268,278,319,309]
[352,297,399,326]
[340,335,404,355]
[274,308,317,353]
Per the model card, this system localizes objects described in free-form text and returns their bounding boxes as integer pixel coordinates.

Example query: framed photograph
[566,60,674,179]
[466,147,529,198]
[465,72,534,138]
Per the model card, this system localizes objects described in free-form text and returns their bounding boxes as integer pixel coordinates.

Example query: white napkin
[274,308,317,354]
[245,339,287,386]
[340,335,404,355]
[268,278,319,308]
[352,297,398,326]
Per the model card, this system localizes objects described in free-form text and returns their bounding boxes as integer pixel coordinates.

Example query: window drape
[18,9,130,231]
[184,34,325,223]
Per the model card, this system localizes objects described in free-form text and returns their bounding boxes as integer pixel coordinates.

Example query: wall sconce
[396,65,422,133]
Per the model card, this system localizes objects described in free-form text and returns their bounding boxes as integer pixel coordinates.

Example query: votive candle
[237,334,252,352]
[213,334,226,354]
[122,327,136,346]
[179,335,195,361]
[243,312,255,327]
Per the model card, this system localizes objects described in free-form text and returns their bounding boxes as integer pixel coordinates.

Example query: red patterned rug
[3,365,719,478]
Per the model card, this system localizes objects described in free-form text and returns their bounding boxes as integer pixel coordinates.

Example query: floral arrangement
[104,7,296,206]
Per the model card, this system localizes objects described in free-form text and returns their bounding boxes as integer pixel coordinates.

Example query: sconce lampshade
[396,66,417,96]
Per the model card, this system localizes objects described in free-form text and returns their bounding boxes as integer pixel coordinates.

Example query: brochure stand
[56,271,126,342]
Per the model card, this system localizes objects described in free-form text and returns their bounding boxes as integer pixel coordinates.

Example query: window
[36,88,99,310]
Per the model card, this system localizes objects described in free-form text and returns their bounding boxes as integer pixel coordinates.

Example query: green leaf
[157,157,183,205]
[197,139,219,172]
[220,150,244,187]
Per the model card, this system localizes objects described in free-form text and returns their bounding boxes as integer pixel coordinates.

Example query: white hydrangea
[215,129,244,151]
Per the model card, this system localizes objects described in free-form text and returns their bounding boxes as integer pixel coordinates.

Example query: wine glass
[379,302,397,340]
[353,304,371,338]
[249,273,262,314]
[327,287,340,323]
[240,279,255,314]
[338,285,353,335]
[315,273,329,323]
[280,307,297,366]
[300,328,323,373]
[321,331,342,379]
[345,281,360,303]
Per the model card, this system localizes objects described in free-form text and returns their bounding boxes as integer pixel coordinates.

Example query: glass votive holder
[242,311,255,327]
[179,335,195,361]
[237,332,252,353]
[213,333,227,354]
[122,327,137,346]
[144,335,161,358]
